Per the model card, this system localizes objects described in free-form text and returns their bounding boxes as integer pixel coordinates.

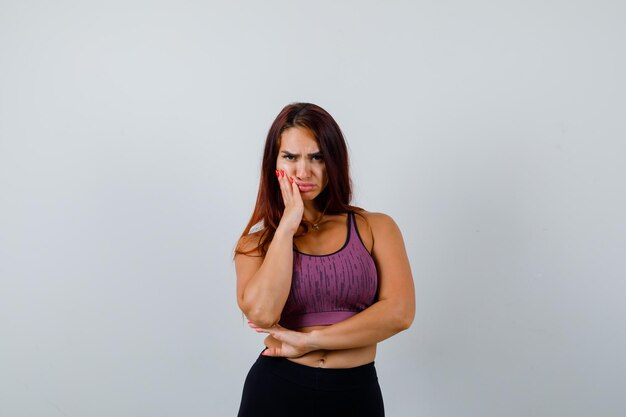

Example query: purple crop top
[279,211,378,329]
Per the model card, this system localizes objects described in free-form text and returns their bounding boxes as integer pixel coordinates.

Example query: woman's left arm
[255,213,415,355]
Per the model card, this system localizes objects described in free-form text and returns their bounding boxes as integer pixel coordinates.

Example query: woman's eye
[312,155,323,161]
[283,155,296,161]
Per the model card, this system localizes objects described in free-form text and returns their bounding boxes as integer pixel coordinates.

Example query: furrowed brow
[281,150,321,157]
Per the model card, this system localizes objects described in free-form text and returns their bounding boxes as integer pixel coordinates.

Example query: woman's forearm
[240,227,294,327]
[308,298,414,351]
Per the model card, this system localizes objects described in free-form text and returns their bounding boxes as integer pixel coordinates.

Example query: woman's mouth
[297,183,316,192]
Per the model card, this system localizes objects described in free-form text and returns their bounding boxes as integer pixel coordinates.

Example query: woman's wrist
[306,329,323,351]
[275,224,296,239]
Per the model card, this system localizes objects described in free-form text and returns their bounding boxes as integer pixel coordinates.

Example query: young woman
[234,103,415,417]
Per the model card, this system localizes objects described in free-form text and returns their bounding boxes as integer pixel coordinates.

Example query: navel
[317,357,326,368]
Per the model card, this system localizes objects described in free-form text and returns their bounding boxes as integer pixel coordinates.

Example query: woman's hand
[248,322,315,358]
[275,169,304,236]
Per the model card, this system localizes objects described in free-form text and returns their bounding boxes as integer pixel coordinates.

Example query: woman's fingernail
[280,170,285,178]
[289,177,294,183]
[275,170,279,177]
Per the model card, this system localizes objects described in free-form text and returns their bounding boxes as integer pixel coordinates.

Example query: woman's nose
[296,160,311,179]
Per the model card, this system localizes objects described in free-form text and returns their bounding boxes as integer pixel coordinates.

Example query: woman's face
[276,127,328,200]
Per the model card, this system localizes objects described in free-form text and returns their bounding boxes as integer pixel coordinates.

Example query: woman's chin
[299,191,320,201]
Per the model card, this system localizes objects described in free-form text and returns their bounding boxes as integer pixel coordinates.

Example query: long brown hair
[236,102,359,256]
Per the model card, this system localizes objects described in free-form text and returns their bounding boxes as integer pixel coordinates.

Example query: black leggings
[237,354,385,417]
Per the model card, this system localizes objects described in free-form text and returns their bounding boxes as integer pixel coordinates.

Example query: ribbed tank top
[279,211,378,329]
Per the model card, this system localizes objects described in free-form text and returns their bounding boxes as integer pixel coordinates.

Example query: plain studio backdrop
[1,1,625,416]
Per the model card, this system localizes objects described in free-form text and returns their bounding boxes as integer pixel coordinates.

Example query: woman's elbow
[248,314,280,329]
[391,301,415,332]
[241,303,281,328]
[398,311,414,331]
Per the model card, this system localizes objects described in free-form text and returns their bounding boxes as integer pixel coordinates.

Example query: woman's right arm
[235,171,303,328]
[235,228,294,328]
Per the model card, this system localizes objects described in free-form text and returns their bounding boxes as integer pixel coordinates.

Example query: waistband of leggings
[255,353,378,390]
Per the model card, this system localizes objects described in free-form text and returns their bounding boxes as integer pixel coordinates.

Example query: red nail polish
[281,171,285,178]
[275,170,279,177]
[289,177,294,183]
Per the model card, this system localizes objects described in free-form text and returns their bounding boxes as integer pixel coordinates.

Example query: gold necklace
[305,210,326,231]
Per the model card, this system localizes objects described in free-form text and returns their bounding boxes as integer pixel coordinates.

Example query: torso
[265,211,377,369]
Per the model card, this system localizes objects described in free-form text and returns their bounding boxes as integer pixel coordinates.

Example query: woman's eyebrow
[280,150,322,157]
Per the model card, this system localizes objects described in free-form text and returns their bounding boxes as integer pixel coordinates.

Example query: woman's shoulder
[235,228,264,257]
[353,208,398,230]
[352,209,402,252]
[353,209,406,259]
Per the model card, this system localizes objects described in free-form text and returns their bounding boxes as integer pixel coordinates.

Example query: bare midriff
[264,325,377,369]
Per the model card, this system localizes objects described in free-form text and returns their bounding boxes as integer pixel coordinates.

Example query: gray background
[1,1,625,416]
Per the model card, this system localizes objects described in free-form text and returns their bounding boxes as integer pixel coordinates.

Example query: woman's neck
[302,202,323,225]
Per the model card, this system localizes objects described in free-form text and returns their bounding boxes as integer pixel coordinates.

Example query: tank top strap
[348,210,356,232]
[346,210,358,247]
[347,210,373,255]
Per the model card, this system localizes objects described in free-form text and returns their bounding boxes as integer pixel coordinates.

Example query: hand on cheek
[276,167,294,184]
